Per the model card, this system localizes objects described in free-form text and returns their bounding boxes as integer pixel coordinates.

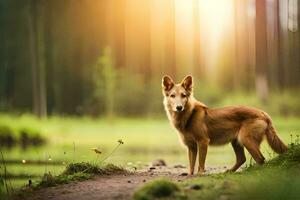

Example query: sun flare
[199,0,234,38]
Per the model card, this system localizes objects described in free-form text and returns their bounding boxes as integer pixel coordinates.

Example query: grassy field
[0,114,300,189]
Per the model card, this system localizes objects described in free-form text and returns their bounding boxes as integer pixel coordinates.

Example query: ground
[16,166,226,200]
[1,116,299,200]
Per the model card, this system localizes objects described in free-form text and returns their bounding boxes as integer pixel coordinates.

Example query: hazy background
[0,0,299,117]
[0,0,299,189]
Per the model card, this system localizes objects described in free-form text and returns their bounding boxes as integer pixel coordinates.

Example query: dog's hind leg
[228,139,246,172]
[239,121,266,165]
[243,138,265,165]
[187,143,197,175]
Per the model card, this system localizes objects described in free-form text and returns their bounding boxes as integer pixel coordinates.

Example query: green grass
[133,179,181,200]
[133,144,300,200]
[36,162,127,188]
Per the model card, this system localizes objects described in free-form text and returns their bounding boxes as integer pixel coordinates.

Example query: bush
[0,125,16,148]
[0,121,46,149]
[133,179,180,200]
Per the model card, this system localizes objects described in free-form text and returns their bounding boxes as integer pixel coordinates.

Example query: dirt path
[19,166,226,200]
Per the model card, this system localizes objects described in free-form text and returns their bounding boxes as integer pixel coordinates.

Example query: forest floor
[15,165,226,200]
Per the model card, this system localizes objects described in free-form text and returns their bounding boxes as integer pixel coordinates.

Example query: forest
[0,1,300,200]
[0,0,299,118]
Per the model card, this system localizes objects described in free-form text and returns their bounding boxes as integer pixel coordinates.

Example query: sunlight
[174,0,234,74]
[199,0,235,74]
[199,0,234,40]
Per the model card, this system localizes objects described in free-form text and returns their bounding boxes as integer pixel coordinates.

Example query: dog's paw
[197,170,205,176]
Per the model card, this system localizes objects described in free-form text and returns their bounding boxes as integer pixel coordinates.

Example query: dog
[162,75,288,175]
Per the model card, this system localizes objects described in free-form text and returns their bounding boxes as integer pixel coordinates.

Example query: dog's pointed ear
[162,75,174,92]
[181,75,193,91]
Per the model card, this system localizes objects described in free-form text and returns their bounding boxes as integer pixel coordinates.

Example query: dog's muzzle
[176,106,183,112]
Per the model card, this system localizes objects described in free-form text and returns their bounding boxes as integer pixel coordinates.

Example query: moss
[37,172,91,188]
[63,162,126,175]
[133,179,181,200]
[35,162,127,188]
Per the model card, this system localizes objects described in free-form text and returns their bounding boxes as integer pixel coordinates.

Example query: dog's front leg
[197,139,209,175]
[187,144,197,175]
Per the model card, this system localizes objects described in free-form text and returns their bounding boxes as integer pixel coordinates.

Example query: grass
[133,144,300,200]
[0,114,300,190]
[36,162,127,188]
[133,179,181,200]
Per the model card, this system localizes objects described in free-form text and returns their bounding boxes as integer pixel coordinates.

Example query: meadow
[1,114,299,189]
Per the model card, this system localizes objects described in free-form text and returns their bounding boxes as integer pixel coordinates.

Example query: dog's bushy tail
[264,113,288,154]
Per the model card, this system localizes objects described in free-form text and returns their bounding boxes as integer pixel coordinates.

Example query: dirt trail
[19,166,226,200]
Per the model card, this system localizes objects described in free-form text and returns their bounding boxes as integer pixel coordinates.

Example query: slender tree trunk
[165,0,176,78]
[28,0,47,118]
[255,0,269,103]
[193,0,202,79]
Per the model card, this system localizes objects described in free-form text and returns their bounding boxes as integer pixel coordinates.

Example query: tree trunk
[193,0,202,79]
[28,0,47,118]
[255,0,269,103]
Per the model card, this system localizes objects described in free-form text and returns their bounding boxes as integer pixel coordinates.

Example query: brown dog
[162,75,288,175]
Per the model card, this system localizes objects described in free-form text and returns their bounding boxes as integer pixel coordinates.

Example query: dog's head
[162,75,193,112]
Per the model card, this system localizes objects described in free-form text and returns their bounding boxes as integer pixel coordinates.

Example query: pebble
[180,172,188,176]
[152,159,167,167]
[173,164,186,168]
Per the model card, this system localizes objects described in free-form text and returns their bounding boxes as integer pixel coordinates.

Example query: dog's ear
[181,75,193,91]
[162,75,174,92]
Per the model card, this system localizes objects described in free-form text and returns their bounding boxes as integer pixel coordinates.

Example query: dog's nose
[176,106,183,111]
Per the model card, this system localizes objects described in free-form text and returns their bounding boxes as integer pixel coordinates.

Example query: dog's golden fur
[162,75,288,175]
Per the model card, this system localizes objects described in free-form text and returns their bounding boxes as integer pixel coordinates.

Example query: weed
[0,151,14,199]
[98,139,124,164]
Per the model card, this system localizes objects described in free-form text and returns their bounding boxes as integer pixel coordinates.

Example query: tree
[255,0,269,103]
[28,0,47,117]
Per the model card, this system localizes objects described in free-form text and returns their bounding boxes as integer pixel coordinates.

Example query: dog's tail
[264,113,288,154]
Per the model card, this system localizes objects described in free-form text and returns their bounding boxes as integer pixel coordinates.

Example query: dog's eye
[170,94,175,98]
[181,93,186,98]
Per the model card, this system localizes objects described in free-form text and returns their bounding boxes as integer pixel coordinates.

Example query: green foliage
[91,47,117,118]
[0,116,46,148]
[250,143,300,169]
[133,179,181,200]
